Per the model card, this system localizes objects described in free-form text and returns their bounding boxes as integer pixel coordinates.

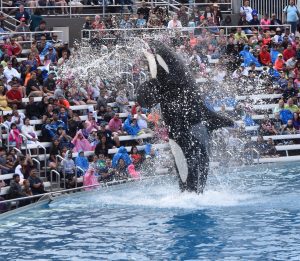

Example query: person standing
[283,0,300,34]
[240,0,253,22]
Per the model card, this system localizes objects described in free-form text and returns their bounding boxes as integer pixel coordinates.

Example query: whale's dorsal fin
[169,139,188,183]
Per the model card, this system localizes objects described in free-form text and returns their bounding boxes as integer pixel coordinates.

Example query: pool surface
[1,162,300,260]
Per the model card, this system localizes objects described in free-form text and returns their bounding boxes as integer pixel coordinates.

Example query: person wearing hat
[240,0,253,22]
[274,53,285,71]
[212,3,222,26]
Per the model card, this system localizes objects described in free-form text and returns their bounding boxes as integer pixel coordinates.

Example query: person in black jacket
[8,174,30,206]
[25,96,40,120]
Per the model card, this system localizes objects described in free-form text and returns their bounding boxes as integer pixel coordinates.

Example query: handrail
[19,133,28,153]
[37,144,47,178]
[50,169,61,192]
[75,166,85,188]
[13,147,22,155]
[56,154,66,189]
[139,71,147,83]
[0,123,10,152]
[251,148,260,164]
[32,158,41,177]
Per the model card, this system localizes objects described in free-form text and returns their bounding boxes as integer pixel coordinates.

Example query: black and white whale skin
[136,40,233,193]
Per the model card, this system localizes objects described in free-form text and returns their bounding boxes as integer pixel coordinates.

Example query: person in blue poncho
[123,114,140,135]
[75,150,89,176]
[270,45,280,64]
[112,146,132,168]
[239,45,261,67]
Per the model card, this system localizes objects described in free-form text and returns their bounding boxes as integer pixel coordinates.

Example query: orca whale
[136,40,233,194]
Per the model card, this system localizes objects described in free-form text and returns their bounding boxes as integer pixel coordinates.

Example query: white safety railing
[247,0,297,22]
[0,30,64,45]
[81,24,291,42]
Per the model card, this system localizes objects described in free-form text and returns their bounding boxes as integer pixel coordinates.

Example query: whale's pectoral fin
[136,79,160,109]
[169,139,188,183]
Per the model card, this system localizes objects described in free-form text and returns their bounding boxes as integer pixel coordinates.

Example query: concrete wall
[44,17,86,46]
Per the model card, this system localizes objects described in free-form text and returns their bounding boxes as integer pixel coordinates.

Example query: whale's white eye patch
[143,49,157,79]
[156,54,169,74]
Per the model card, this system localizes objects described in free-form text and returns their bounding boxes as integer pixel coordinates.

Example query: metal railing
[50,169,61,192]
[0,30,64,45]
[0,2,232,18]
[32,158,41,177]
[56,154,66,189]
[37,144,47,178]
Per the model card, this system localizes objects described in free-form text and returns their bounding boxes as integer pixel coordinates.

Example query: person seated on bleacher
[272,112,284,133]
[283,43,296,62]
[15,154,34,181]
[123,115,140,136]
[49,138,60,169]
[98,158,115,182]
[54,127,73,150]
[264,138,278,157]
[12,109,25,130]
[292,112,300,130]
[26,71,44,97]
[7,174,29,206]
[34,21,51,41]
[259,45,271,66]
[130,145,143,170]
[238,13,252,34]
[21,117,39,144]
[42,71,56,96]
[28,168,46,195]
[8,123,22,149]
[259,114,278,136]
[72,129,93,152]
[95,135,113,158]
[282,81,299,101]
[0,147,14,175]
[67,113,83,138]
[273,53,285,71]
[87,129,99,147]
[109,112,126,141]
[25,96,40,120]
[42,103,54,123]
[134,108,152,134]
[284,98,299,112]
[253,135,269,156]
[277,72,288,91]
[98,122,118,148]
[96,89,108,112]
[281,119,297,135]
[85,111,100,134]
[75,150,89,176]
[115,90,129,113]
[56,94,70,109]
[0,83,11,111]
[15,18,30,41]
[62,151,76,188]
[3,60,21,82]
[234,27,248,42]
[83,167,99,190]
[44,110,67,138]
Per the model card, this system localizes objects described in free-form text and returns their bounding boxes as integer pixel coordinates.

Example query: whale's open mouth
[143,43,169,79]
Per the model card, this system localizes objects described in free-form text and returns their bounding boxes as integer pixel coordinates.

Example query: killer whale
[136,40,233,193]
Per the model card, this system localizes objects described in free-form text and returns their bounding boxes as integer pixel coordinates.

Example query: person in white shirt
[11,109,25,130]
[240,0,253,22]
[3,61,21,82]
[134,107,152,133]
[167,14,182,29]
[21,117,39,144]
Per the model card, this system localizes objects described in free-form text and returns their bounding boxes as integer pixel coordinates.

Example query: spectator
[259,45,271,66]
[108,112,125,140]
[29,9,43,32]
[112,146,131,167]
[284,98,299,112]
[273,53,285,71]
[123,115,140,136]
[7,174,29,206]
[21,117,39,144]
[265,138,278,157]
[4,61,21,82]
[6,81,23,108]
[260,13,271,31]
[22,179,33,197]
[72,129,93,152]
[95,135,113,157]
[283,0,299,34]
[28,168,46,195]
[0,147,13,174]
[34,21,50,41]
[115,90,129,113]
[177,5,189,27]
[167,14,182,29]
[119,14,134,29]
[240,0,253,22]
[82,16,92,38]
[0,84,11,111]
[92,15,106,30]
[272,112,284,132]
[292,112,300,130]
[48,139,60,169]
[283,43,296,61]
[62,151,76,188]
[270,13,282,27]
[15,5,30,23]
[281,119,297,134]
[136,13,146,28]
[249,12,260,32]
[75,150,89,174]
[8,123,22,148]
[83,167,99,190]
[99,158,115,182]
[118,0,134,14]
[283,81,298,101]
[238,13,251,34]
[15,18,30,40]
[234,27,248,42]
[137,1,150,21]
[259,114,277,135]
[26,71,43,97]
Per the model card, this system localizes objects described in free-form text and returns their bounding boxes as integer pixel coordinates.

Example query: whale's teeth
[143,49,157,79]
[156,54,169,74]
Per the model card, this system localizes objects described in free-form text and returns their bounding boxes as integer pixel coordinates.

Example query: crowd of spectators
[1,0,300,207]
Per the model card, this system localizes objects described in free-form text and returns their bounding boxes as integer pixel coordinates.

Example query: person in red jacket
[283,43,296,61]
[259,45,271,65]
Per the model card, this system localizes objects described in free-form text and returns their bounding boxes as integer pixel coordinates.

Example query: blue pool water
[1,162,300,260]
